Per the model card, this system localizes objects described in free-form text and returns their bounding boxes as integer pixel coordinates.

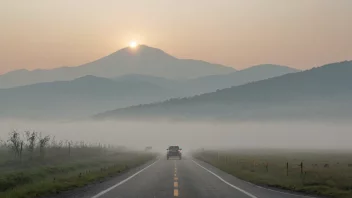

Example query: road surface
[61,156,316,198]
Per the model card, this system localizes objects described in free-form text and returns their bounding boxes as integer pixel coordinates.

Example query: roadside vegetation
[0,130,156,198]
[194,149,352,198]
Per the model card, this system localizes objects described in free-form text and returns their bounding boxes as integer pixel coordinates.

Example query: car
[167,146,182,160]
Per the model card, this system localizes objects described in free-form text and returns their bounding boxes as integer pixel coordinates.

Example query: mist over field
[1,120,351,152]
[2,1,352,197]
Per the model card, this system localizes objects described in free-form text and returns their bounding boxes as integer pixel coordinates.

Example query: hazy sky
[1,0,351,74]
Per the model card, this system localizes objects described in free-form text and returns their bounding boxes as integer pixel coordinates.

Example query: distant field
[194,149,352,198]
[0,131,156,198]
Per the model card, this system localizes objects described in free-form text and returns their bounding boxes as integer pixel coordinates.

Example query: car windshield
[169,146,179,150]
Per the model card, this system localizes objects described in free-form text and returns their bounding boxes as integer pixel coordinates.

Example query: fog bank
[0,120,351,152]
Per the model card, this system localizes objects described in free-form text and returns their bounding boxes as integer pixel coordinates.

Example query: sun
[129,41,138,48]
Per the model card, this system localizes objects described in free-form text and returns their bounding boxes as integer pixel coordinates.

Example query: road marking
[193,160,317,198]
[174,160,179,197]
[174,189,179,197]
[242,180,318,198]
[192,160,258,198]
[90,159,159,198]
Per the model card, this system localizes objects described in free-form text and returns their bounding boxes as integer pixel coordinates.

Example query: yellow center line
[174,160,179,197]
[174,189,179,197]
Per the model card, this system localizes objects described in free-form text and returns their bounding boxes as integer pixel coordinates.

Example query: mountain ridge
[0,63,300,120]
[93,61,352,121]
[0,45,235,88]
[188,64,299,93]
[0,74,180,119]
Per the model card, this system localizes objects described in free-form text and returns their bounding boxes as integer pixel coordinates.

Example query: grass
[0,151,155,198]
[0,131,156,198]
[194,149,352,198]
[0,153,154,198]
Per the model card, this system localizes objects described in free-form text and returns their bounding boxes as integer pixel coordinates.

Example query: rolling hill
[94,61,352,121]
[187,64,299,94]
[0,75,186,119]
[112,74,183,92]
[111,65,299,95]
[0,64,298,120]
[0,45,235,89]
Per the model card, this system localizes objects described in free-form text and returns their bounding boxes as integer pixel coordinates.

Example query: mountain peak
[243,64,300,72]
[72,75,110,82]
[110,44,174,59]
[0,45,235,88]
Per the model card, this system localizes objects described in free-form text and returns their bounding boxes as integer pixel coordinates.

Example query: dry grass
[0,130,156,198]
[194,149,352,198]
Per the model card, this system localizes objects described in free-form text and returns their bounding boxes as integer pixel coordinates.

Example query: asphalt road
[82,156,316,198]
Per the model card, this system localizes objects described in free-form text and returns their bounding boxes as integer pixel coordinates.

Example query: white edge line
[193,159,318,198]
[192,159,258,198]
[242,180,318,198]
[91,159,159,198]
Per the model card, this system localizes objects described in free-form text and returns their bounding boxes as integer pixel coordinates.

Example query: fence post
[300,162,303,175]
[286,162,289,176]
[266,162,269,172]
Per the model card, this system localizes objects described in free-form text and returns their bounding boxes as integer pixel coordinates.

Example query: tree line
[0,130,117,162]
